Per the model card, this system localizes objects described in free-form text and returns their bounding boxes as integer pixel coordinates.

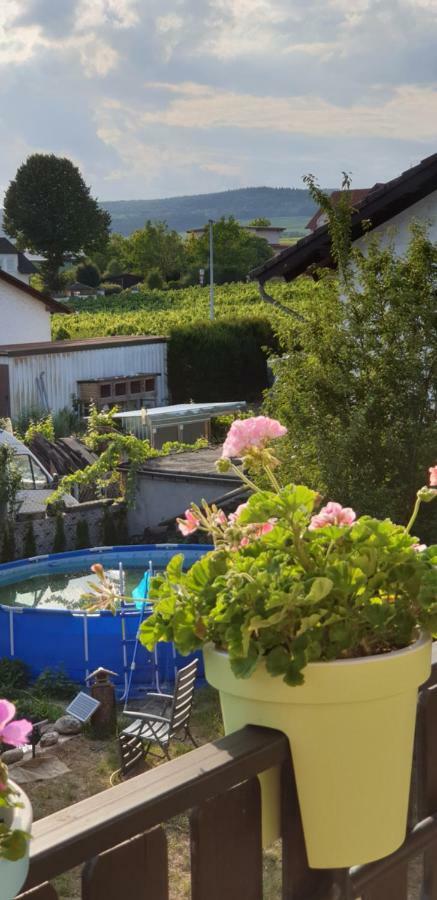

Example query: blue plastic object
[132,569,151,605]
[0,544,212,685]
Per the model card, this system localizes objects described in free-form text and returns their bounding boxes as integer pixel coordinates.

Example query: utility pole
[209,219,214,320]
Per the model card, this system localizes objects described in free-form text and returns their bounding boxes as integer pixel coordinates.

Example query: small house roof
[252,152,437,283]
[0,238,37,274]
[0,268,70,314]
[305,189,374,232]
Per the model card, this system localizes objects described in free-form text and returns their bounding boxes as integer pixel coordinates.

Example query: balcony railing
[17,659,437,900]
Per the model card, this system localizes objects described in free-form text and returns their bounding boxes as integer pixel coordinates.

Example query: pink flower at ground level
[429,466,437,487]
[309,501,356,531]
[0,700,31,747]
[222,416,287,458]
[177,509,200,537]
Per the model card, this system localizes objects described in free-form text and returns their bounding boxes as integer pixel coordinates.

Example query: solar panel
[65,692,101,723]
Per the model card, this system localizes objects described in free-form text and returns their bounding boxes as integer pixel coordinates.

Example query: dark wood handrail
[25,725,288,891]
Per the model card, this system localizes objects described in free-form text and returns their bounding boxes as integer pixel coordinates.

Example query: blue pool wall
[0,545,212,688]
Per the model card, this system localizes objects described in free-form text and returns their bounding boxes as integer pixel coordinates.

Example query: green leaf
[305,577,333,604]
[230,642,260,679]
[265,646,289,677]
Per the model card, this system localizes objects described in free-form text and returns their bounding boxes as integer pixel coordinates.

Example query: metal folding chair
[119,658,199,771]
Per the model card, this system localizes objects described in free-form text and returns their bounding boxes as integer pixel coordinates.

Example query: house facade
[0,269,68,345]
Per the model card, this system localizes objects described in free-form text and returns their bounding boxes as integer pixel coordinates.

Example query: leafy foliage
[76,261,101,288]
[0,658,30,695]
[266,224,437,538]
[24,415,55,445]
[141,482,437,686]
[33,667,78,700]
[168,319,277,403]
[47,404,209,507]
[185,216,274,284]
[3,153,110,290]
[0,445,22,515]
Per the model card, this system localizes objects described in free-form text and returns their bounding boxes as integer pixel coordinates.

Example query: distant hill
[101,187,318,236]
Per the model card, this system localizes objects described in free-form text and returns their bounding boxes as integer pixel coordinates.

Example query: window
[100,384,111,399]
[130,380,142,395]
[14,455,50,490]
[144,377,155,393]
[114,382,127,397]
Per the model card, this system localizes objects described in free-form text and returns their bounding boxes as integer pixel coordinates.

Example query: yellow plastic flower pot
[204,634,431,869]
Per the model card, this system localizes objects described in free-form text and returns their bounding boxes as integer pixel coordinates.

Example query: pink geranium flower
[240,519,276,547]
[412,543,427,552]
[309,501,356,530]
[0,700,31,747]
[222,416,287,458]
[429,466,437,487]
[177,509,200,536]
[229,503,248,524]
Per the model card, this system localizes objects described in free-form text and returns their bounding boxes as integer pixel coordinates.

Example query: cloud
[1,0,437,200]
[139,81,437,141]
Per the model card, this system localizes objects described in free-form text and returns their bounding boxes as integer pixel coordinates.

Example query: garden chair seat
[122,717,171,745]
[119,658,198,772]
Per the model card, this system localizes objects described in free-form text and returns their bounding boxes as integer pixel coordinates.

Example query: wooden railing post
[281,751,336,900]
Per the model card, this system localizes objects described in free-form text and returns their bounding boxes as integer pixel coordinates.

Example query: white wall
[0,280,51,345]
[128,472,239,534]
[354,190,437,256]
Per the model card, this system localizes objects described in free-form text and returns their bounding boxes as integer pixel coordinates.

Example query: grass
[22,686,282,898]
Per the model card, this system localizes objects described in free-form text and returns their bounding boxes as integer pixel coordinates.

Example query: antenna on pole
[209,219,214,320]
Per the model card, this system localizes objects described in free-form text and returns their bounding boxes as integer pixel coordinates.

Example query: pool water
[0,568,148,609]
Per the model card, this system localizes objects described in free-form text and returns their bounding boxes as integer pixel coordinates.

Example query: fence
[16,659,437,900]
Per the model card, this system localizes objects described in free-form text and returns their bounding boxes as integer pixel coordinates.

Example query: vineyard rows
[51,281,310,340]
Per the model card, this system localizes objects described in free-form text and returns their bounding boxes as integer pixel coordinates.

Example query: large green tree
[186,217,274,284]
[3,154,111,291]
[126,220,186,280]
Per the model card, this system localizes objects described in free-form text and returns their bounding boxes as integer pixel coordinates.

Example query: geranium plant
[140,416,437,685]
[0,700,31,861]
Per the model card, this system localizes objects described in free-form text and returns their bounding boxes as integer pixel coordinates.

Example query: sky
[1,0,437,201]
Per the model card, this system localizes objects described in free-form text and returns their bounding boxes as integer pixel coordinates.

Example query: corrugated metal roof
[0,335,167,356]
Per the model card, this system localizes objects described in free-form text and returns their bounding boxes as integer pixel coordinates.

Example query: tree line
[3,154,274,292]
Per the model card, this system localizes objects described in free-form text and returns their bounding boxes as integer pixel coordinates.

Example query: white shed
[0,335,168,421]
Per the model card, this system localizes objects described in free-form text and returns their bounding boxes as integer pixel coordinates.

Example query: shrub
[101,282,123,295]
[266,225,437,539]
[11,693,64,723]
[0,658,30,694]
[76,262,101,288]
[24,415,55,445]
[168,318,278,403]
[33,667,78,700]
[145,268,164,290]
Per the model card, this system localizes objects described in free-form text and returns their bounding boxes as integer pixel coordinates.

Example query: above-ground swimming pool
[0,545,211,691]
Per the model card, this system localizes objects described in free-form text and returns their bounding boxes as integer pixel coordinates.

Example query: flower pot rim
[208,629,431,670]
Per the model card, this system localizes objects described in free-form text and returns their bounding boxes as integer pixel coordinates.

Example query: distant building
[108,273,142,290]
[305,189,374,233]
[0,237,38,285]
[0,269,69,345]
[0,335,168,420]
[187,224,287,251]
[65,281,103,297]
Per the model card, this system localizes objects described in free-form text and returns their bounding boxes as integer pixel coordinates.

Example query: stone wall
[9,500,127,561]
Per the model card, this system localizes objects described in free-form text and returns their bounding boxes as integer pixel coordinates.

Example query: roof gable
[253,153,437,283]
[0,268,70,314]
